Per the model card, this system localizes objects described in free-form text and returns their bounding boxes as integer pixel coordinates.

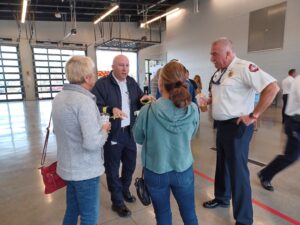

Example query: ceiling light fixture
[94,5,119,24]
[21,0,29,23]
[140,7,180,28]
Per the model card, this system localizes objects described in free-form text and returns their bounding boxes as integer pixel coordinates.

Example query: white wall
[164,0,300,95]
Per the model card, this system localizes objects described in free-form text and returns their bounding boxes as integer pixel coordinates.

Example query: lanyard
[211,68,228,85]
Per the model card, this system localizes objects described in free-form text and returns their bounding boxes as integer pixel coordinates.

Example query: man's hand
[206,97,212,105]
[140,95,156,104]
[112,108,128,119]
[197,94,211,106]
[237,115,256,126]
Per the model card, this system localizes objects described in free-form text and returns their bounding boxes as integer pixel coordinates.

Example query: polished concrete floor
[0,100,299,225]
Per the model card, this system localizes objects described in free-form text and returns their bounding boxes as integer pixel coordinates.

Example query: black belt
[216,117,239,125]
[287,115,300,123]
[120,126,130,132]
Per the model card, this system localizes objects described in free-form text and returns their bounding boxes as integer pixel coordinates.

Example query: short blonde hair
[65,55,95,84]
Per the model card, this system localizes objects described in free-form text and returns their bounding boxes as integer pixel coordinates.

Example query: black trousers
[282,94,288,123]
[260,116,300,181]
[215,120,254,225]
[104,127,137,206]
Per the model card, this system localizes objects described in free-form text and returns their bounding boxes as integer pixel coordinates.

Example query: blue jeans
[144,166,198,225]
[63,176,100,225]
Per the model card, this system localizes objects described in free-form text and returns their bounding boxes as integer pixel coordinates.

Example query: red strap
[40,114,52,166]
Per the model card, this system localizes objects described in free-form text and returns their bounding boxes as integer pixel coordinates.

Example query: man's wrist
[249,112,258,120]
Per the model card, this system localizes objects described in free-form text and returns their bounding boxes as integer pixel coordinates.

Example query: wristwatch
[249,112,258,120]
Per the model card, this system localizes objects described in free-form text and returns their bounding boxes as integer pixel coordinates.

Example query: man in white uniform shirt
[281,69,297,123]
[202,37,279,225]
[258,75,300,191]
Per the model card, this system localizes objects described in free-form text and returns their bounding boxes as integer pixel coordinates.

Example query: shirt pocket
[220,77,244,99]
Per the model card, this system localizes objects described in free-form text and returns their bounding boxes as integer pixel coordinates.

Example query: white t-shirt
[281,76,294,95]
[211,57,276,121]
[285,75,300,116]
[112,74,130,127]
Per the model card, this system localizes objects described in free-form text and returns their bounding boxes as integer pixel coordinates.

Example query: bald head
[112,55,129,81]
[210,37,235,70]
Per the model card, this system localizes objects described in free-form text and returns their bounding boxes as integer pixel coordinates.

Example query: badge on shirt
[249,64,259,72]
[228,70,234,77]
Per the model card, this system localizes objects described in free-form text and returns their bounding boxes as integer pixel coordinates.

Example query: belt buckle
[121,126,128,132]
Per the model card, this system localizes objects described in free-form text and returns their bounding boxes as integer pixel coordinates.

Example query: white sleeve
[292,76,300,100]
[241,63,276,93]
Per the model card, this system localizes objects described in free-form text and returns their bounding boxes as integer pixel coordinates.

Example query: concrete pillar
[19,38,36,101]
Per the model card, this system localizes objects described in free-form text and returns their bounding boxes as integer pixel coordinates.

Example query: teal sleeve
[133,105,148,145]
[192,104,200,138]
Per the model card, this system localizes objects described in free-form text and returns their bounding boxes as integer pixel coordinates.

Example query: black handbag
[134,104,151,206]
[134,170,151,206]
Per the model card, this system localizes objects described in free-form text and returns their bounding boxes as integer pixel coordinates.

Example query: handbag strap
[142,104,151,178]
[40,114,52,166]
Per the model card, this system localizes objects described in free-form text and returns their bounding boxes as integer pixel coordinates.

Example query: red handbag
[39,115,66,194]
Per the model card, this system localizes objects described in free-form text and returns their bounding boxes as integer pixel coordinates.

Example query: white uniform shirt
[281,76,294,95]
[112,74,130,127]
[211,57,276,120]
[285,75,300,116]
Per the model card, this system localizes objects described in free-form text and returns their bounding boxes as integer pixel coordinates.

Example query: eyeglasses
[211,69,227,85]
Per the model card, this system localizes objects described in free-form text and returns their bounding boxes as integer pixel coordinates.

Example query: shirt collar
[227,56,238,71]
[112,72,127,85]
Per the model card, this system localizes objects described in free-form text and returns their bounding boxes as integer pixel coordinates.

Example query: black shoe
[112,204,131,217]
[203,199,230,208]
[123,191,136,203]
[257,172,274,191]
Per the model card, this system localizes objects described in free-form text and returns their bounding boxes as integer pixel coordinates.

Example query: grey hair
[212,37,234,51]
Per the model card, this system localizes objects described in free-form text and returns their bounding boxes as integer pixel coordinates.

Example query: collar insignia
[249,64,259,72]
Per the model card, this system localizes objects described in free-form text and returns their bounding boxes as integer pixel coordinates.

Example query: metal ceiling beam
[64,0,173,6]
[0,0,183,22]
[0,1,172,8]
[137,0,167,15]
[0,3,165,13]
[0,9,165,15]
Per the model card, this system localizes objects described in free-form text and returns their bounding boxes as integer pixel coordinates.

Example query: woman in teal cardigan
[133,61,199,225]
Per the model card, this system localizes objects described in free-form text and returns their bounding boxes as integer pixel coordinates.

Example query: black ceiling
[0,0,185,23]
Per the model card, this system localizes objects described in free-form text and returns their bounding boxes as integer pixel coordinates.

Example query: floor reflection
[0,100,52,156]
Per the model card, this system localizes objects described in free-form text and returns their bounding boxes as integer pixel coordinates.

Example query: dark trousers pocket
[236,123,246,138]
